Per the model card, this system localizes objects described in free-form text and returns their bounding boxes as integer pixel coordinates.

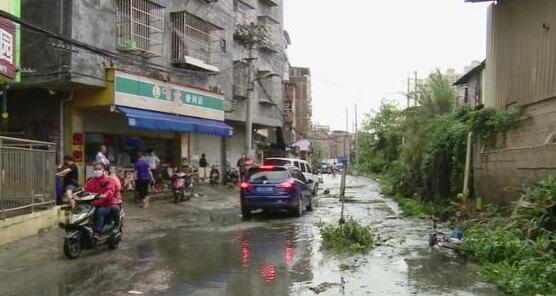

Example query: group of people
[56,144,254,238]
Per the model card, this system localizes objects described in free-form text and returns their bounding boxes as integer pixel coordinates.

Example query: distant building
[289,67,312,139]
[454,60,485,108]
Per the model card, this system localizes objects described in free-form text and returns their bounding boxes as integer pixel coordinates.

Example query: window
[289,168,306,183]
[171,12,221,71]
[294,161,301,170]
[300,163,308,173]
[116,0,164,57]
[306,163,312,174]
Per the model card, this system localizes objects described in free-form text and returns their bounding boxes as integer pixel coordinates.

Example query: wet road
[0,176,504,296]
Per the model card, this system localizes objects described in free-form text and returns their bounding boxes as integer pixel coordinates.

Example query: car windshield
[264,159,290,166]
[247,168,289,183]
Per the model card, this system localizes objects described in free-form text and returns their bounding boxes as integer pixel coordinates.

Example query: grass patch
[463,177,556,295]
[395,197,434,217]
[319,217,374,253]
[464,224,556,295]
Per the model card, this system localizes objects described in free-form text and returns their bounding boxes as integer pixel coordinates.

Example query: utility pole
[414,71,418,106]
[407,77,411,108]
[354,104,359,167]
[245,46,255,158]
[344,108,348,157]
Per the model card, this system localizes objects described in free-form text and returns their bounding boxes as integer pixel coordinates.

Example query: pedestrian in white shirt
[95,144,110,167]
[145,149,160,191]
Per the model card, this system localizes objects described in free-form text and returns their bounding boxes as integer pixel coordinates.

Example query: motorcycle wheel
[174,192,180,204]
[108,234,121,250]
[63,237,82,259]
[184,188,192,201]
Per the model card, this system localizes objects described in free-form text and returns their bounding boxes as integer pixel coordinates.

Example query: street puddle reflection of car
[236,226,310,286]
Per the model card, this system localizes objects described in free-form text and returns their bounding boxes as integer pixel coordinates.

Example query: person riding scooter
[84,163,116,239]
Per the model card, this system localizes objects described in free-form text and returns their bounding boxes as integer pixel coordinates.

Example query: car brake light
[240,182,250,189]
[259,165,274,170]
[278,180,294,188]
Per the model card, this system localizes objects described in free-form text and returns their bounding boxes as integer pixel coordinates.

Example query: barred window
[171,12,221,71]
[116,0,164,57]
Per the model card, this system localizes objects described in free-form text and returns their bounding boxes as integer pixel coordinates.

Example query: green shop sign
[113,71,225,121]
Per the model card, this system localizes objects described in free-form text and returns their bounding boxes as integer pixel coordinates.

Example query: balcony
[257,16,281,53]
[116,0,164,57]
[171,12,222,72]
[235,1,256,26]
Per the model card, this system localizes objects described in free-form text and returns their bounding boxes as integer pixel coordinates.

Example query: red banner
[0,17,16,79]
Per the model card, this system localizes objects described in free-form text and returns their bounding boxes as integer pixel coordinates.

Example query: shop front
[67,70,233,183]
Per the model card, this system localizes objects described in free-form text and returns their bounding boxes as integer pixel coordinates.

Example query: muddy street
[0,176,503,296]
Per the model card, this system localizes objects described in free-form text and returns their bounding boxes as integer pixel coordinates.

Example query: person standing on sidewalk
[95,144,110,168]
[199,153,209,184]
[134,152,153,208]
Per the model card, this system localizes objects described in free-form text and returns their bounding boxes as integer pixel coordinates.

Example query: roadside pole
[245,46,254,158]
[339,160,348,224]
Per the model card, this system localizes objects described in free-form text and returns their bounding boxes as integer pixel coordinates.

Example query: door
[290,168,311,205]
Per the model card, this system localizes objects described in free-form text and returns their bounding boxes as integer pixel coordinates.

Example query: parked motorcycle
[173,169,194,203]
[210,165,220,185]
[60,190,124,259]
[225,166,239,185]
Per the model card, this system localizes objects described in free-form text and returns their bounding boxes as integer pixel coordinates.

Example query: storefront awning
[116,106,233,137]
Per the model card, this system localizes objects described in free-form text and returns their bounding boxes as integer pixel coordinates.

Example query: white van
[263,158,318,195]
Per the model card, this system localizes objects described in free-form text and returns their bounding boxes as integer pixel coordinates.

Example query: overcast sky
[284,0,491,131]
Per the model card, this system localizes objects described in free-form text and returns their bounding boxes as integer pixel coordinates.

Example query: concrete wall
[0,207,62,246]
[474,94,556,206]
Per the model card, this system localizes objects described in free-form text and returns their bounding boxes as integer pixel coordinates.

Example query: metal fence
[0,136,57,217]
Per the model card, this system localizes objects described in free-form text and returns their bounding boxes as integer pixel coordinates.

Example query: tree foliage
[357,71,522,201]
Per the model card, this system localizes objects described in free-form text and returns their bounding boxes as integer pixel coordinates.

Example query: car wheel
[241,207,251,220]
[312,183,319,196]
[292,195,303,217]
[306,196,313,212]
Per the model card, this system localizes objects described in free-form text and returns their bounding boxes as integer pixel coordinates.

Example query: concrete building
[468,0,556,205]
[289,67,312,139]
[454,60,485,108]
[283,81,296,144]
[9,0,287,180]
